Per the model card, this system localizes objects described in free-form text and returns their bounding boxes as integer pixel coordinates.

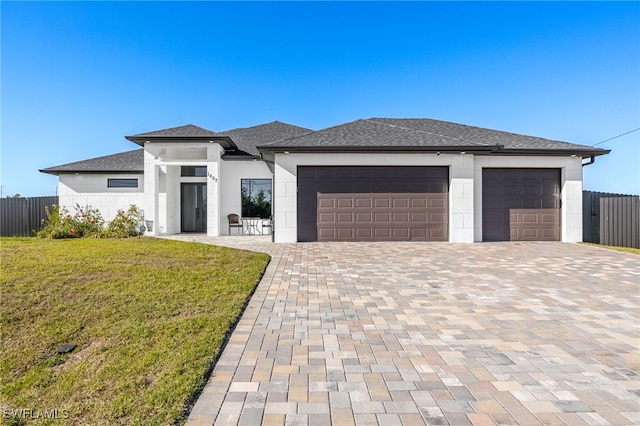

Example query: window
[181,166,207,177]
[107,178,138,188]
[241,179,272,218]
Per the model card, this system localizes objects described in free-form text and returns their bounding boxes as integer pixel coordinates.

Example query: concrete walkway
[164,236,639,425]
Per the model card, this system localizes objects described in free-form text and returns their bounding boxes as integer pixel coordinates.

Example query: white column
[562,158,584,243]
[273,154,298,242]
[449,154,475,243]
[206,145,222,236]
[165,165,180,234]
[143,147,160,236]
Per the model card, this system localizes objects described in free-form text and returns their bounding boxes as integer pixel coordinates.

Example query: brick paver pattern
[165,236,639,426]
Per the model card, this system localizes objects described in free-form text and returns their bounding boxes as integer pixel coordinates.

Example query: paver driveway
[167,236,639,426]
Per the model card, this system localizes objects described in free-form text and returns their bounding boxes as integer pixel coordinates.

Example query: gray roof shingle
[41,121,313,173]
[258,119,484,150]
[258,118,608,156]
[219,121,313,156]
[128,124,218,138]
[370,118,600,152]
[40,149,144,175]
[41,117,609,174]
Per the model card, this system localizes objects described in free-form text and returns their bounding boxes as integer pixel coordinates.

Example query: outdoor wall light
[460,151,466,155]
[436,152,441,156]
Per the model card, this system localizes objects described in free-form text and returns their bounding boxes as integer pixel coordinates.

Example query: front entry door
[181,183,207,232]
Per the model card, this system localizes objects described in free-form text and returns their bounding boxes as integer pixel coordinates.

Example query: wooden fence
[0,196,58,237]
[583,191,640,249]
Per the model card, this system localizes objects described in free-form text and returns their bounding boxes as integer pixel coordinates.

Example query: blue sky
[2,1,639,197]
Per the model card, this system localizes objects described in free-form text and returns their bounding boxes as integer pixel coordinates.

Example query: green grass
[0,237,269,425]
[581,242,640,255]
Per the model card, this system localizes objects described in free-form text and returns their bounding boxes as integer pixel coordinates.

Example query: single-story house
[40,118,609,243]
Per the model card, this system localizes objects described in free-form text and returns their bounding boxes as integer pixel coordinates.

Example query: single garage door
[482,168,561,241]
[297,166,448,242]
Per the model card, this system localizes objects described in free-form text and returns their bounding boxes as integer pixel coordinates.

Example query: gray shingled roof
[40,122,312,173]
[40,149,144,175]
[370,118,601,152]
[219,121,313,156]
[41,118,609,174]
[259,119,482,150]
[129,124,218,138]
[258,118,608,156]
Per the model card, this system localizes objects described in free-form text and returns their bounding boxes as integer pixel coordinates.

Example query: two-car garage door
[297,166,448,242]
[296,166,561,242]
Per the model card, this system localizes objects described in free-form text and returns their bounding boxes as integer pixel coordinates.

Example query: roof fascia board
[490,148,611,157]
[221,154,261,161]
[258,146,500,154]
[39,170,144,175]
[258,145,609,157]
[125,135,237,150]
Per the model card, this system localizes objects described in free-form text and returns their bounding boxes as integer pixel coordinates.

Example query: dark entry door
[181,183,207,232]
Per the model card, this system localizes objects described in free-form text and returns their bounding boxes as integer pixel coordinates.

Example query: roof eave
[257,145,500,154]
[492,148,611,158]
[258,145,610,158]
[39,169,144,175]
[221,154,261,161]
[125,135,237,150]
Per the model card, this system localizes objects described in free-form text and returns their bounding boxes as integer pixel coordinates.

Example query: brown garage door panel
[317,191,448,241]
[299,166,448,242]
[483,169,560,242]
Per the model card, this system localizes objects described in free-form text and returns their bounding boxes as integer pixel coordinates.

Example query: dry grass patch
[0,237,269,425]
[581,242,640,255]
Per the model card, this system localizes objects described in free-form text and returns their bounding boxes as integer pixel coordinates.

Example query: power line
[592,127,640,147]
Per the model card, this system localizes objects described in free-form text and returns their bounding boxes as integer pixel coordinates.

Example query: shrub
[37,204,143,239]
[103,205,145,238]
[73,204,106,238]
[37,204,103,238]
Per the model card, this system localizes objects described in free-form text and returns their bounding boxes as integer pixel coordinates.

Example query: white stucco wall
[58,173,144,221]
[220,159,273,235]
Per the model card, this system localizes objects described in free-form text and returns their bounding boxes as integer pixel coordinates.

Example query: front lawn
[0,237,269,425]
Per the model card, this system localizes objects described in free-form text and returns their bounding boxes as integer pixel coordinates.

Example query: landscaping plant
[37,204,143,239]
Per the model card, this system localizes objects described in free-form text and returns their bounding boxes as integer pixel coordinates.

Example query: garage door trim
[297,166,449,242]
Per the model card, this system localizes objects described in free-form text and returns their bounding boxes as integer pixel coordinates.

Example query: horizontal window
[107,178,138,188]
[181,166,207,177]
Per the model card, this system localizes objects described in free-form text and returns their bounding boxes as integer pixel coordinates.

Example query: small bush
[103,205,145,238]
[37,204,143,239]
[36,204,103,238]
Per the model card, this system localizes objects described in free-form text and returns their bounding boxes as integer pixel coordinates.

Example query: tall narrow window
[241,179,272,218]
[108,178,138,188]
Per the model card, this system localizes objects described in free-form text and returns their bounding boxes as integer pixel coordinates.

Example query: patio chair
[227,214,243,235]
[261,217,272,235]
